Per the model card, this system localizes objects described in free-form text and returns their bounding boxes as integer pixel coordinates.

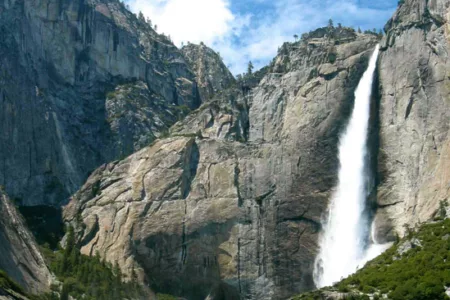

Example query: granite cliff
[374,0,450,242]
[0,0,201,206]
[64,28,379,300]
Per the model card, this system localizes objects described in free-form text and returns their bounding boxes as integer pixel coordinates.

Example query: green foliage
[291,290,369,300]
[335,219,450,300]
[0,269,53,300]
[0,269,26,295]
[43,226,144,300]
[156,294,179,300]
[328,53,337,64]
[437,200,449,220]
[106,90,118,99]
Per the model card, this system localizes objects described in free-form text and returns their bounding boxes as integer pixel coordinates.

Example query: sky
[125,0,398,75]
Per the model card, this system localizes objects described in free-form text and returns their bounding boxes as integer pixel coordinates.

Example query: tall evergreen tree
[247,61,254,75]
[138,11,145,22]
[328,19,334,28]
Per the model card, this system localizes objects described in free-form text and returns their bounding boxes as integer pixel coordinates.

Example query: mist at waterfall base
[313,45,391,288]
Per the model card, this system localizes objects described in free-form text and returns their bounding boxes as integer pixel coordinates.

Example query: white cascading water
[313,45,390,288]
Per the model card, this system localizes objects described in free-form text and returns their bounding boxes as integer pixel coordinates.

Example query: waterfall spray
[313,45,390,288]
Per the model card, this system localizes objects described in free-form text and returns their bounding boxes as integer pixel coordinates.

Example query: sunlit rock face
[65,28,379,299]
[374,0,450,242]
[181,43,236,102]
[0,0,201,206]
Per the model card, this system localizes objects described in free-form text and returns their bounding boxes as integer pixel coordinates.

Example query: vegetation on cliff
[293,214,450,300]
[0,221,145,300]
[0,269,28,296]
[40,226,144,300]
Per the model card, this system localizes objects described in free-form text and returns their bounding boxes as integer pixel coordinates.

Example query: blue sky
[126,0,398,74]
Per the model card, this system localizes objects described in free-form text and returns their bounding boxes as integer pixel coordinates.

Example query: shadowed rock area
[0,0,204,206]
[0,190,51,294]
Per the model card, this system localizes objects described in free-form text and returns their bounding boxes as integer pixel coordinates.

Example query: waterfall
[313,45,390,288]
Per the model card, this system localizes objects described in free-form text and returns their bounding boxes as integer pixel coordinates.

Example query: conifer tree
[247,61,254,75]
[328,19,334,28]
[138,11,145,22]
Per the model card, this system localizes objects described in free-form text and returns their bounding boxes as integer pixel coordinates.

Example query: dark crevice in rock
[255,187,276,206]
[367,58,382,201]
[405,96,415,119]
[370,56,396,243]
[234,160,243,207]
[237,237,242,294]
[181,140,199,199]
[364,59,382,239]
[181,140,200,267]
[378,201,404,209]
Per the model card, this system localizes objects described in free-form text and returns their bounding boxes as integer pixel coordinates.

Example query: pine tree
[60,282,70,300]
[65,226,75,255]
[328,19,334,28]
[113,261,122,284]
[138,11,145,22]
[60,226,75,274]
[247,61,254,76]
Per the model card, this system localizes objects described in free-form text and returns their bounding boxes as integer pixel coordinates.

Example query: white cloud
[127,0,236,45]
[126,0,396,75]
[213,0,395,74]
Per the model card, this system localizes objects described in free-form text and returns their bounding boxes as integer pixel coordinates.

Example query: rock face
[65,29,379,300]
[0,0,201,206]
[181,43,236,102]
[0,190,51,293]
[374,0,450,241]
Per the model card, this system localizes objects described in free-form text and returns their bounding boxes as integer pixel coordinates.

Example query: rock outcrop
[181,43,236,102]
[0,190,51,294]
[0,0,201,206]
[65,29,379,300]
[374,0,450,241]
